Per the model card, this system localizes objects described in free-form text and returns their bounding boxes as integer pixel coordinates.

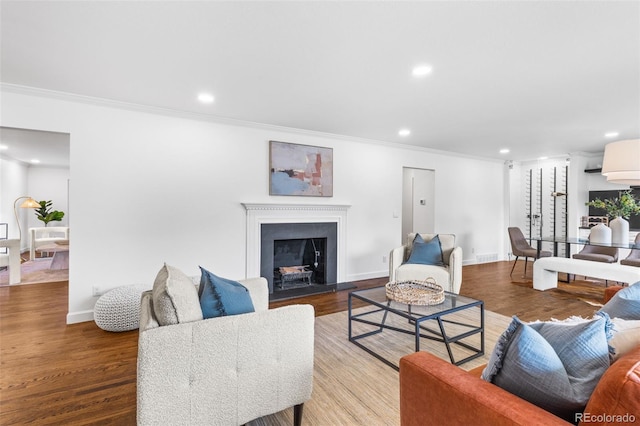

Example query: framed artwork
[269,141,333,197]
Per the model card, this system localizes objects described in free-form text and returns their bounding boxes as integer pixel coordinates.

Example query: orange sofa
[400,284,640,426]
[400,286,640,425]
[400,345,640,425]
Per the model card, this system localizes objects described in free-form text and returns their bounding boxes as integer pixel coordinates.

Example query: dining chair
[621,233,640,267]
[572,242,618,263]
[571,232,619,284]
[507,227,552,277]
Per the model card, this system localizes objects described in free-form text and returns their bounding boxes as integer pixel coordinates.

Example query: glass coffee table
[348,286,484,370]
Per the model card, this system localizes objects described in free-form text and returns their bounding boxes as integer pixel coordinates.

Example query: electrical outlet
[382,255,388,263]
[92,286,101,297]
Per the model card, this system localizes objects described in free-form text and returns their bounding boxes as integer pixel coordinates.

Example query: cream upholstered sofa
[389,233,463,294]
[137,275,315,426]
[29,226,69,259]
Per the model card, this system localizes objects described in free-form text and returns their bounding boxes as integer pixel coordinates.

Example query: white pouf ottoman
[94,284,150,332]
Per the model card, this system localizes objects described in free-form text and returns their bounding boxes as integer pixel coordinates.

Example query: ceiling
[1,1,639,164]
[0,127,70,168]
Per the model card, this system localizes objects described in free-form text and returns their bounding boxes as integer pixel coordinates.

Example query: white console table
[0,239,21,284]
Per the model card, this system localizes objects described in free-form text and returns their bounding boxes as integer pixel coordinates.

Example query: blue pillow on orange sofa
[481,314,612,422]
[198,267,255,318]
[404,234,444,266]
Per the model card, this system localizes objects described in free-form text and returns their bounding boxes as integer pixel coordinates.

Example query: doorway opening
[402,167,435,243]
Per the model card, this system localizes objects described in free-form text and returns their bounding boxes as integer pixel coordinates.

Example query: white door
[402,167,435,243]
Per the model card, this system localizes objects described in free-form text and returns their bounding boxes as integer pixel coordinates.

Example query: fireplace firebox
[261,222,337,293]
[273,237,327,289]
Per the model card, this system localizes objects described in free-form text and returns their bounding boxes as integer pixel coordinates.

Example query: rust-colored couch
[400,346,640,425]
[400,286,640,425]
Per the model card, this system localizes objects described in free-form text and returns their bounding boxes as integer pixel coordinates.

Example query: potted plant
[34,200,65,227]
[586,190,640,244]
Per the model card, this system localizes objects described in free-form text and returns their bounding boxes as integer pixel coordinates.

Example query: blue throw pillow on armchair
[198,267,255,318]
[405,234,444,266]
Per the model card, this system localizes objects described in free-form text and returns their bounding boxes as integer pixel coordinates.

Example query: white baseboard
[463,254,508,265]
[67,310,94,324]
[346,270,388,282]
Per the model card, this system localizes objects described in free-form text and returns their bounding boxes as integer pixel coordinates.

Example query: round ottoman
[94,284,150,332]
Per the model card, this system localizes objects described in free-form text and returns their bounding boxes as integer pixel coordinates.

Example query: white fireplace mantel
[242,203,350,281]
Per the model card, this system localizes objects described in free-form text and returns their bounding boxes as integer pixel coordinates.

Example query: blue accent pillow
[198,267,255,318]
[481,314,612,422]
[598,283,640,320]
[405,234,444,266]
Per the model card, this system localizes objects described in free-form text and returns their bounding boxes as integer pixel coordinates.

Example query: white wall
[1,88,507,323]
[26,166,70,230]
[506,161,522,258]
[0,157,30,250]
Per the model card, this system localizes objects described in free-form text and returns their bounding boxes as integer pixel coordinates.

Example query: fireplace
[261,222,337,292]
[242,203,350,293]
[273,238,326,289]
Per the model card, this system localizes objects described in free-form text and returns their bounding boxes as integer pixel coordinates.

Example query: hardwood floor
[0,261,605,425]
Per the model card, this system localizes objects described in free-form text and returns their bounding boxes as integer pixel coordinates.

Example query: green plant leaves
[34,200,65,226]
[586,190,640,219]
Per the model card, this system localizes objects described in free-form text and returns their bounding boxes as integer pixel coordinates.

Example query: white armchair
[137,276,315,426]
[29,226,69,259]
[389,233,463,294]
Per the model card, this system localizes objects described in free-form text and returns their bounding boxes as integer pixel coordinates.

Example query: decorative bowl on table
[385,278,445,305]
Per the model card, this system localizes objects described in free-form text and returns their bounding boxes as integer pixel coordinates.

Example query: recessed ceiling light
[0,145,8,150]
[197,93,215,104]
[398,129,411,137]
[30,159,41,164]
[412,64,433,77]
[499,148,510,154]
[538,156,548,160]
[604,132,619,138]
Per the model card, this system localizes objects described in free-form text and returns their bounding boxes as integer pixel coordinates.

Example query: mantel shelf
[242,203,351,212]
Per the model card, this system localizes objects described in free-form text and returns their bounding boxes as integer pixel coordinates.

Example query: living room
[2,0,638,324]
[1,1,639,425]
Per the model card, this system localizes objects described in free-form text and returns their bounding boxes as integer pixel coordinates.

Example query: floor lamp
[13,196,40,261]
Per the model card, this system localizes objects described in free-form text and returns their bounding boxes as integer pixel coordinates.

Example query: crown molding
[1,83,502,163]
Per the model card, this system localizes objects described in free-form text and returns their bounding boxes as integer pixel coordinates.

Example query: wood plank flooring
[0,261,606,425]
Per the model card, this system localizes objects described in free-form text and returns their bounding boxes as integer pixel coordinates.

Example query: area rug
[0,258,68,286]
[250,306,512,425]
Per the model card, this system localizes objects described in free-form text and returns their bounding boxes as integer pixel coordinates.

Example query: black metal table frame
[348,290,484,371]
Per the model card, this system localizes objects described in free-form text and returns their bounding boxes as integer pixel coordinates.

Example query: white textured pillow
[152,263,203,326]
[610,318,640,361]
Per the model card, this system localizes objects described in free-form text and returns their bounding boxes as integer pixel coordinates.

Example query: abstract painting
[269,141,333,197]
